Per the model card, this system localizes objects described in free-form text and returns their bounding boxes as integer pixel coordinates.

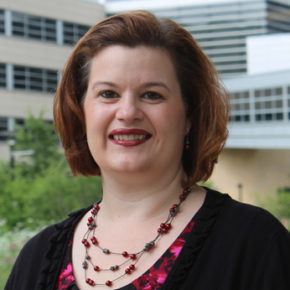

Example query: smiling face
[83,45,190,178]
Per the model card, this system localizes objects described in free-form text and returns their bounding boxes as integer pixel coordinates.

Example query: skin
[83,45,189,185]
[72,45,206,289]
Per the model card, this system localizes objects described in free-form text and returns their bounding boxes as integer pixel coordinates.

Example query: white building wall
[225,69,290,149]
[0,90,53,119]
[0,0,104,125]
[1,0,104,25]
[105,0,255,12]
[0,36,73,70]
[0,0,105,153]
[247,33,290,75]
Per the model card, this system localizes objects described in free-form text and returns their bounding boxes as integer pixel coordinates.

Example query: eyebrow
[91,81,170,92]
[144,82,170,92]
[92,81,118,91]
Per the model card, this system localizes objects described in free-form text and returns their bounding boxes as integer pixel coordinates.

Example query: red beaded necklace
[81,187,191,287]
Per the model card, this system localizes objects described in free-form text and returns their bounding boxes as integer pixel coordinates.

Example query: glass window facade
[0,63,6,88]
[12,12,57,42]
[13,65,58,93]
[229,91,250,122]
[0,117,25,141]
[254,87,284,121]
[153,1,268,77]
[0,117,8,141]
[267,1,290,32]
[1,9,91,45]
[63,21,90,45]
[148,0,290,77]
[229,85,289,123]
[0,9,4,34]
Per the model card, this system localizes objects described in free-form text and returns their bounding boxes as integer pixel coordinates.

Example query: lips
[109,128,152,146]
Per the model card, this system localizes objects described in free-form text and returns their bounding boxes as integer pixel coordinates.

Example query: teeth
[112,135,147,141]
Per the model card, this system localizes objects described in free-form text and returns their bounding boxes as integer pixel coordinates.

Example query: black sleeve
[254,225,290,290]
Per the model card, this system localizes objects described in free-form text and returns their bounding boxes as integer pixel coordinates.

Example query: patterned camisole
[56,218,195,290]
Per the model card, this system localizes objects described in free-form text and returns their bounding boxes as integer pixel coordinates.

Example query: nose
[116,94,144,123]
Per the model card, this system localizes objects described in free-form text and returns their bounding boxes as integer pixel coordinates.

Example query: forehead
[88,45,178,83]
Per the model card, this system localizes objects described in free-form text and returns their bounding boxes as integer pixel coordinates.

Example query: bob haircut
[54,10,229,186]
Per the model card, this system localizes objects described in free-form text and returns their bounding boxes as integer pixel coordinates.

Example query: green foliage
[0,112,103,232]
[0,163,102,231]
[276,188,290,220]
[14,111,62,176]
[0,228,40,289]
[198,180,215,189]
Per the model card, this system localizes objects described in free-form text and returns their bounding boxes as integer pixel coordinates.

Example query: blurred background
[0,0,290,287]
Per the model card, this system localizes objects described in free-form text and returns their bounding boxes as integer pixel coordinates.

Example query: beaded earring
[185,134,190,150]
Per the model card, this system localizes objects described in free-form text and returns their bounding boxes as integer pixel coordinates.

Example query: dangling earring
[185,134,190,150]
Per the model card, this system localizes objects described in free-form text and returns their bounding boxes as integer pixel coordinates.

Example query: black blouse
[5,189,290,290]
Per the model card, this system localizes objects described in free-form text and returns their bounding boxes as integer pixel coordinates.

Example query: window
[229,91,250,122]
[63,21,90,45]
[254,87,284,122]
[0,63,6,88]
[0,9,4,34]
[0,117,8,141]
[13,65,58,93]
[12,12,57,42]
[229,114,250,122]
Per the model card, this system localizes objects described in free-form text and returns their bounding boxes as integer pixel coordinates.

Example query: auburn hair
[54,10,229,185]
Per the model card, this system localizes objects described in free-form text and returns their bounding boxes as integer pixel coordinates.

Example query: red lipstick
[109,128,152,146]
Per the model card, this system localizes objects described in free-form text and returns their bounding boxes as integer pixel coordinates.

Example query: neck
[99,167,187,222]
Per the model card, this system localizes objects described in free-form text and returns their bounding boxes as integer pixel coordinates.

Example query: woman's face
[83,45,190,177]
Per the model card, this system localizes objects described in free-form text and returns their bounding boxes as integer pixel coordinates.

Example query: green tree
[0,112,102,232]
[14,111,62,176]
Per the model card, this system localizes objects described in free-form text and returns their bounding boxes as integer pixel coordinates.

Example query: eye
[142,91,164,101]
[99,90,119,99]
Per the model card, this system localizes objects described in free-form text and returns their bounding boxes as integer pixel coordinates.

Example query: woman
[5,10,290,290]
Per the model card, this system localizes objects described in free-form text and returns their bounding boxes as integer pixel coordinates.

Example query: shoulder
[221,192,287,235]
[205,188,290,246]
[5,206,89,290]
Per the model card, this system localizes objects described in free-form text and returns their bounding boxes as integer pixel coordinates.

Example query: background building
[212,31,290,202]
[106,0,290,77]
[105,0,290,201]
[0,0,104,159]
[0,0,289,202]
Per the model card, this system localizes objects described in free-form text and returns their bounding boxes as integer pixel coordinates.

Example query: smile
[112,135,149,141]
[109,129,152,146]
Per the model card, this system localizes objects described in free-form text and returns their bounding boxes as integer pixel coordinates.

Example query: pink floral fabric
[56,262,75,289]
[56,220,195,290]
[132,221,195,289]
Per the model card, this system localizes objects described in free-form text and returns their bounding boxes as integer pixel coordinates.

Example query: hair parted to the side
[54,10,230,186]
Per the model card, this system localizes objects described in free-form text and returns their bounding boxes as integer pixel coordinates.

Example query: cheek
[165,105,187,132]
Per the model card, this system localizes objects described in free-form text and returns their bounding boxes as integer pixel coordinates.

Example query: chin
[114,164,150,174]
[108,159,152,174]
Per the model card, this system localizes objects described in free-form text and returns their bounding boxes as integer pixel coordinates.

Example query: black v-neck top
[5,189,290,290]
[56,208,196,289]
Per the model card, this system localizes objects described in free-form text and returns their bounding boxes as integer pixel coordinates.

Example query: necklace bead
[122,251,128,257]
[81,187,191,287]
[91,237,98,245]
[103,249,110,254]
